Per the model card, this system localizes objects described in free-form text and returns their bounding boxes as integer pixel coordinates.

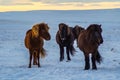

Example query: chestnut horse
[24,23,51,68]
[78,24,103,70]
[56,23,76,62]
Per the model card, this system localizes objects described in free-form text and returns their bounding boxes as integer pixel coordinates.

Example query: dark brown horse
[56,23,76,62]
[78,24,103,70]
[24,23,51,68]
[72,25,85,46]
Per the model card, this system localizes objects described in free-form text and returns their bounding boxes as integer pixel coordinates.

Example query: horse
[24,23,51,68]
[77,24,103,70]
[72,25,85,46]
[56,23,76,62]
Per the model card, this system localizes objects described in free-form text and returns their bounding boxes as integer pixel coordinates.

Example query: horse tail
[70,45,76,56]
[40,48,47,58]
[96,50,102,64]
[33,48,46,65]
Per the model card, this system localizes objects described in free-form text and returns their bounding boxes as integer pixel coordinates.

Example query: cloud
[0,0,33,6]
[0,0,120,6]
[56,2,85,7]
[113,4,120,7]
[90,3,101,7]
[0,3,33,6]
[30,0,120,8]
[30,0,120,3]
[13,3,33,5]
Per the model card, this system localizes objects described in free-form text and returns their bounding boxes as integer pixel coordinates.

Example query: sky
[0,0,120,12]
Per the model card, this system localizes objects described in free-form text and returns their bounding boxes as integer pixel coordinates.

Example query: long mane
[86,24,99,44]
[59,23,71,36]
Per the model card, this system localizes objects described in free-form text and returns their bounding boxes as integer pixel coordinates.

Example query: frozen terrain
[0,9,120,80]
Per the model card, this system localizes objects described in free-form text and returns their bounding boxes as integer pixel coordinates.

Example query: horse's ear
[46,23,48,26]
[99,24,102,27]
[58,24,61,29]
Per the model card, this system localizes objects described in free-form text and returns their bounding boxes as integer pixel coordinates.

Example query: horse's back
[78,30,99,53]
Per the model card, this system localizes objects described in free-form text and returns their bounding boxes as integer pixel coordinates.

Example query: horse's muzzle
[45,33,51,40]
[98,39,103,44]
[61,38,66,41]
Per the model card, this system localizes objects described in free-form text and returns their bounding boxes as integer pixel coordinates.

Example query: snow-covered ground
[0,9,120,80]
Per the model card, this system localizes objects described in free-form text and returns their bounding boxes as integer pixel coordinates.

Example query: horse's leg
[33,52,38,65]
[84,54,90,70]
[37,50,40,67]
[28,50,32,68]
[91,54,97,70]
[66,46,71,62]
[59,45,64,61]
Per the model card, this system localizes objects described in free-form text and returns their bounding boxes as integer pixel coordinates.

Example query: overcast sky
[0,0,120,12]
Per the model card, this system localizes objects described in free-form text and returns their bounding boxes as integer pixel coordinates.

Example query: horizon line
[0,8,120,13]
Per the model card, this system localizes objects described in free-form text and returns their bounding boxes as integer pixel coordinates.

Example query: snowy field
[0,9,120,80]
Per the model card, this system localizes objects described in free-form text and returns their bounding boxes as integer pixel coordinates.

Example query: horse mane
[86,24,99,44]
[73,25,85,39]
[32,22,49,38]
[59,23,71,36]
[32,24,39,38]
[26,29,32,35]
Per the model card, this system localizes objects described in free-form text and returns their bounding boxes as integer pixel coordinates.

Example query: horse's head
[58,23,70,41]
[73,25,84,39]
[87,24,103,45]
[38,23,51,40]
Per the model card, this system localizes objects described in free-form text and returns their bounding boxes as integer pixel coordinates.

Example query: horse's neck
[39,36,44,41]
[31,34,43,41]
[86,30,97,44]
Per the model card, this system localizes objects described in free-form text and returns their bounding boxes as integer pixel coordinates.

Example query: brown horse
[24,23,51,68]
[72,25,85,46]
[78,24,103,70]
[56,23,76,62]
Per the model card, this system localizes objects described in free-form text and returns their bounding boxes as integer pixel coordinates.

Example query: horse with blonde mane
[24,23,51,68]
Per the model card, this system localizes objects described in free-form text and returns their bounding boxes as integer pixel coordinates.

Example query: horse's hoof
[92,66,97,70]
[66,60,71,62]
[28,66,31,68]
[38,65,41,68]
[60,58,64,62]
[92,68,97,70]
[60,60,63,62]
[84,68,89,70]
[84,67,90,70]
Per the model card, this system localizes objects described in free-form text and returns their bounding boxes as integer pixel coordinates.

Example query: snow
[0,9,120,80]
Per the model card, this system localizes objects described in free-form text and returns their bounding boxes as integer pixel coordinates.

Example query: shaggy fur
[73,25,85,40]
[24,23,51,68]
[72,25,84,46]
[78,24,103,70]
[56,23,76,62]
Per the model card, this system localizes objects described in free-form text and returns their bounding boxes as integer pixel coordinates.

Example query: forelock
[32,24,39,37]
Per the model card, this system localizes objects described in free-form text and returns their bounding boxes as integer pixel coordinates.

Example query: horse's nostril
[101,40,103,43]
[99,39,103,44]
[61,38,65,40]
[48,36,51,40]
